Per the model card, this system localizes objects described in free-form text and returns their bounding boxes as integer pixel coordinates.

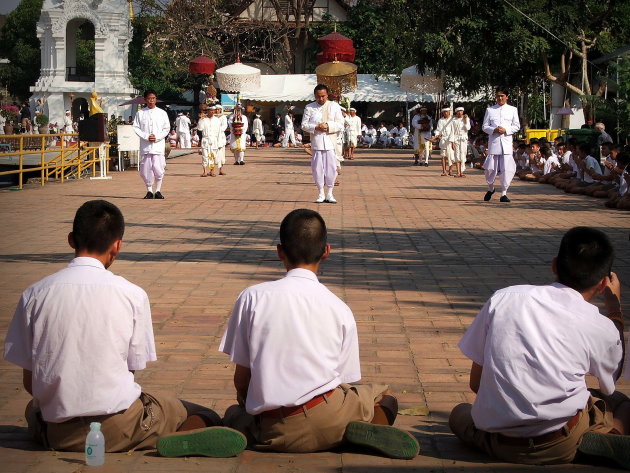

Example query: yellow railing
[0,132,109,189]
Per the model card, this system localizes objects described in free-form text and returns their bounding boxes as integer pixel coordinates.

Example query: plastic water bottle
[85,422,105,466]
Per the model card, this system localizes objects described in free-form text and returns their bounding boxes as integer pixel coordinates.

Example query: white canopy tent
[239,74,444,103]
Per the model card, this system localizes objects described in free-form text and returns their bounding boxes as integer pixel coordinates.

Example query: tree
[309,1,420,77]
[413,0,630,124]
[0,0,44,100]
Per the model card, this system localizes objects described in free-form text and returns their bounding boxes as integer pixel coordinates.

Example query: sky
[0,0,22,15]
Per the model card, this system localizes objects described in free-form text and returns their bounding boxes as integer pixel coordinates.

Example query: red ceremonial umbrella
[317,31,355,63]
[189,56,217,75]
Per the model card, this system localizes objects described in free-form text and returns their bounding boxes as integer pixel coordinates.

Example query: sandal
[441,172,447,176]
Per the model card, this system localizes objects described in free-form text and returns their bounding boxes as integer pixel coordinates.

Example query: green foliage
[604,57,630,141]
[75,23,95,77]
[413,0,630,95]
[129,3,223,101]
[0,0,44,100]
[128,17,181,99]
[308,1,420,76]
[35,113,48,126]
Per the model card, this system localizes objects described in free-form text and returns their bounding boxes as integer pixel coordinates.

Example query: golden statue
[89,91,104,116]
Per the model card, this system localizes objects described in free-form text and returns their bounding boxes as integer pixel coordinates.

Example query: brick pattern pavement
[0,147,628,472]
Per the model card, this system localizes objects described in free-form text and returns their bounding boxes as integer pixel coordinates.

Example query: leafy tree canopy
[413,0,630,96]
[0,0,44,101]
[309,0,419,77]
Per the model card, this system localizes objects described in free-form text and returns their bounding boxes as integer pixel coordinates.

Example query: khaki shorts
[27,391,188,452]
[448,390,623,465]
[224,383,388,453]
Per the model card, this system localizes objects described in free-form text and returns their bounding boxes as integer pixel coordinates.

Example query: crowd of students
[508,136,630,209]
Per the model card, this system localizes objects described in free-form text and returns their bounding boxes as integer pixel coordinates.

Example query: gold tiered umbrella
[400,65,443,97]
[315,61,358,100]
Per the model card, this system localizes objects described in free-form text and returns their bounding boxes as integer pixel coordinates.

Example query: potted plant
[1,105,19,134]
[35,113,49,134]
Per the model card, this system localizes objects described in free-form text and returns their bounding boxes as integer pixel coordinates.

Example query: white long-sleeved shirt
[301,101,344,151]
[133,106,170,155]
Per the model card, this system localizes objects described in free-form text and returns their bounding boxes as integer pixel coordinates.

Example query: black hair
[143,89,158,99]
[540,146,551,158]
[530,139,540,147]
[72,200,125,254]
[279,209,327,266]
[495,87,510,96]
[556,227,614,292]
[578,142,592,155]
[616,151,630,166]
[314,84,329,94]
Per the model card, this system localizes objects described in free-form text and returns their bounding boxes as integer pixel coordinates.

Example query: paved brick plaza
[0,147,628,472]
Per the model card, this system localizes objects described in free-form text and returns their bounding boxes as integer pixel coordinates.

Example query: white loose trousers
[311,150,338,189]
[139,154,166,186]
[484,154,516,191]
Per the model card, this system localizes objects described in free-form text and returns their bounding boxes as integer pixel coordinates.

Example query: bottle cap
[90,422,101,430]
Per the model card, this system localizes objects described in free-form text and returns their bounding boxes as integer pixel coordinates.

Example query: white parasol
[215,58,261,93]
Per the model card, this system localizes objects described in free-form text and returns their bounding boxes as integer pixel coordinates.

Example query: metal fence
[0,132,109,189]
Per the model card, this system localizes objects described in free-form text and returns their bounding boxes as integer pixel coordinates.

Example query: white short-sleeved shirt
[4,257,156,422]
[561,151,572,165]
[459,283,621,437]
[219,268,361,415]
[583,155,601,183]
[544,155,560,174]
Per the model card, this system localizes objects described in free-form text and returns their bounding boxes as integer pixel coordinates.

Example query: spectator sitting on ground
[601,143,618,178]
[518,140,543,181]
[514,143,529,171]
[450,226,630,469]
[3,200,245,456]
[604,151,630,208]
[168,129,177,148]
[366,124,377,146]
[191,130,200,147]
[472,135,488,169]
[377,122,389,148]
[565,143,607,195]
[393,123,408,148]
[595,122,613,147]
[196,209,420,459]
[273,130,286,148]
[362,131,373,148]
[539,146,563,184]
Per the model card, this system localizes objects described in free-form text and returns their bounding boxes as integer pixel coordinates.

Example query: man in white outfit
[346,108,362,160]
[301,84,344,203]
[252,114,264,148]
[435,108,454,176]
[175,112,191,149]
[133,90,171,199]
[447,107,471,178]
[197,107,223,177]
[228,104,248,165]
[63,110,74,145]
[282,112,297,147]
[411,106,433,166]
[215,104,228,170]
[482,88,521,202]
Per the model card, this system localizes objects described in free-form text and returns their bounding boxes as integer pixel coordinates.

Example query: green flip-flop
[157,426,247,458]
[343,421,419,460]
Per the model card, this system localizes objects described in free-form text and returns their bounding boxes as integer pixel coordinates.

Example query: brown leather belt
[260,389,336,419]
[496,411,581,446]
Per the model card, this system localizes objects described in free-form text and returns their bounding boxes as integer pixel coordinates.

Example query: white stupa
[30,0,137,125]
